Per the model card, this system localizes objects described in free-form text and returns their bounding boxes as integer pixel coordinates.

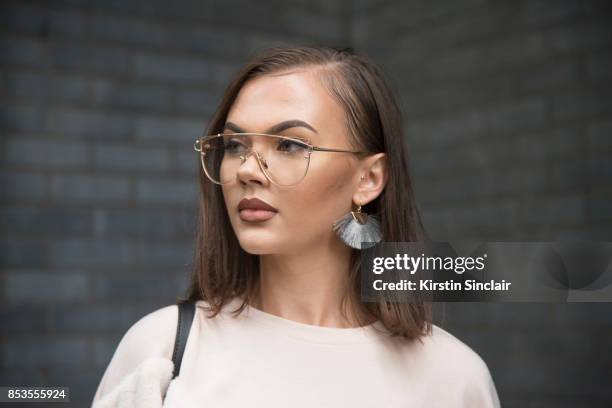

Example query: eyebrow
[223,120,318,135]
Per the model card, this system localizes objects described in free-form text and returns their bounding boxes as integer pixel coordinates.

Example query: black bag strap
[171,301,196,379]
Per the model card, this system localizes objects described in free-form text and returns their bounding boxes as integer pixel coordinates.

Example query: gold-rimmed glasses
[193,132,369,186]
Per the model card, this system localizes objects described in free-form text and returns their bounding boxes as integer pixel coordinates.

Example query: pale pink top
[92,296,501,407]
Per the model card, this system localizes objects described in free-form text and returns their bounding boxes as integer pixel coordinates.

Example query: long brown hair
[182,44,431,341]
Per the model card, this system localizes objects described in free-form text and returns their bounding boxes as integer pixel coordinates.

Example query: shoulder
[100,302,179,362]
[422,325,500,406]
[423,324,490,374]
[117,304,179,360]
[92,304,179,402]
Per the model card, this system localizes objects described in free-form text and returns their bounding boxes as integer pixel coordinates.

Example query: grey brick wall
[352,1,612,406]
[0,1,349,406]
[1,0,610,407]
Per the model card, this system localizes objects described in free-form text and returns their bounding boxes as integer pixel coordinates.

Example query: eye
[224,138,247,153]
[277,138,309,153]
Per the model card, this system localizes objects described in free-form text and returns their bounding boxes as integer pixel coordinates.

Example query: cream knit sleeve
[92,357,174,408]
[91,304,179,407]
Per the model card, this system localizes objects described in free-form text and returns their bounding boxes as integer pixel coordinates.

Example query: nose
[236,150,270,185]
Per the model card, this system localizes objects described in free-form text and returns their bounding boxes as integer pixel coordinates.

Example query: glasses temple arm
[312,146,369,154]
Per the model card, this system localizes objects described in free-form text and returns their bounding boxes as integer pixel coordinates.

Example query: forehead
[225,69,346,140]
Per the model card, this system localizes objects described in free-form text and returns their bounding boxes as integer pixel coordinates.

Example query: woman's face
[221,69,364,255]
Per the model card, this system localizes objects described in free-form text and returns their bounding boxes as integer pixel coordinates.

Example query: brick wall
[1,0,611,406]
[0,1,348,405]
[352,1,612,406]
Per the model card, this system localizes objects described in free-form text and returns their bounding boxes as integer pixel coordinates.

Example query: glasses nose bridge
[238,148,272,187]
[240,147,267,168]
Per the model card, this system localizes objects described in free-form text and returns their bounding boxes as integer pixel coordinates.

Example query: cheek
[221,186,232,212]
[315,156,355,199]
[221,184,246,224]
[284,158,354,219]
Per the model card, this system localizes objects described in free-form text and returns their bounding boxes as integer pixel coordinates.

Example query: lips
[238,197,278,212]
[238,197,278,222]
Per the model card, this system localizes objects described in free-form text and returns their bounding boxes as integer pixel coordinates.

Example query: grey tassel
[332,211,382,250]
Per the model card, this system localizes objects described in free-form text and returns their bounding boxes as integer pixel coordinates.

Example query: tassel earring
[332,202,382,250]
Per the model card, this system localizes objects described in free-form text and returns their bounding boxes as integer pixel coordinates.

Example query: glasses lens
[199,134,311,186]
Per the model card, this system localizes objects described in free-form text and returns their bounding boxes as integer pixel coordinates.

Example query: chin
[236,233,278,255]
[238,241,276,255]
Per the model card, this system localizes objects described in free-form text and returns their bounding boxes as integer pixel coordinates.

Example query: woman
[92,45,500,407]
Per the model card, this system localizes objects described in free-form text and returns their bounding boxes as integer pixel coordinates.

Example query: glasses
[193,133,369,186]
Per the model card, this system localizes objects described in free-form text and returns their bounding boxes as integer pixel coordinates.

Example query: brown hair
[182,44,431,341]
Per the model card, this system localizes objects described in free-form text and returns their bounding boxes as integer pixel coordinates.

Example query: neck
[250,236,364,328]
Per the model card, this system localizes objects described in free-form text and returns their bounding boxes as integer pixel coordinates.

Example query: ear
[353,153,388,206]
